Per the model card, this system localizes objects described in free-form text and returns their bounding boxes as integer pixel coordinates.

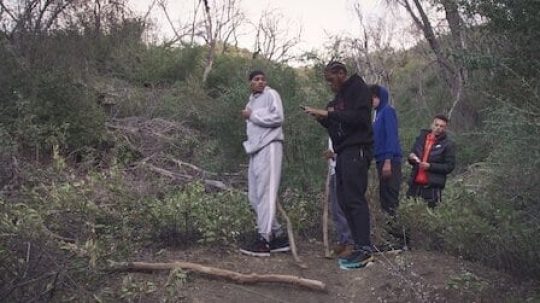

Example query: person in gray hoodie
[239,70,290,257]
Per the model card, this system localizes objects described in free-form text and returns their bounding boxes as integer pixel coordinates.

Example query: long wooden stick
[277,201,308,269]
[322,169,331,258]
[108,261,326,292]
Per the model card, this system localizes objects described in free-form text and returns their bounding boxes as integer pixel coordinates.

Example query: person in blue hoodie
[370,84,402,216]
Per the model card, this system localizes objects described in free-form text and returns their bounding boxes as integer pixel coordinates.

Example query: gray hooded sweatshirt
[243,86,284,155]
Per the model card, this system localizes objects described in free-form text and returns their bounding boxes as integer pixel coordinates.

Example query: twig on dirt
[42,226,75,243]
[277,201,308,269]
[105,122,139,133]
[144,163,180,178]
[22,242,31,280]
[108,261,326,292]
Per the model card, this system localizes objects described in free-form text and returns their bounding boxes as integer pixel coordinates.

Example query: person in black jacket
[407,114,456,208]
[304,61,373,269]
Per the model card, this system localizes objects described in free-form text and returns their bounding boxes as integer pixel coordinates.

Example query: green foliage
[0,67,105,156]
[1,1,540,301]
[125,45,204,85]
[281,189,322,238]
[399,170,540,279]
[464,0,540,75]
[143,182,253,245]
[446,270,490,301]
[205,54,252,96]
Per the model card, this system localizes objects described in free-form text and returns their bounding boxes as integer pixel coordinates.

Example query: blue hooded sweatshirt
[373,86,402,163]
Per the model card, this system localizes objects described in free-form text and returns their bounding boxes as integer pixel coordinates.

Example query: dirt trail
[121,242,533,303]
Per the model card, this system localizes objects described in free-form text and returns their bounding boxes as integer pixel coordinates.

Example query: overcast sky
[129,0,413,53]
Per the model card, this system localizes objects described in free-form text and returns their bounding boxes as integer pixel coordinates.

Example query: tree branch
[108,260,326,291]
[0,0,17,21]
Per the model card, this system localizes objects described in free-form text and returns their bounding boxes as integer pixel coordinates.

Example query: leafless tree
[157,0,194,47]
[389,0,471,123]
[252,8,301,63]
[0,0,78,38]
[0,0,134,39]
[200,0,245,81]
[326,2,406,96]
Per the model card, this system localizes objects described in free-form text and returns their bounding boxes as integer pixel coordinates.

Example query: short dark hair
[248,70,265,81]
[369,84,380,97]
[324,61,347,74]
[434,114,449,124]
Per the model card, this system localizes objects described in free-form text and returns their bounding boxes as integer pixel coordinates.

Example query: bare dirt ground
[114,241,538,303]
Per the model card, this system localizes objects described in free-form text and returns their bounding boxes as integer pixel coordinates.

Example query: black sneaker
[239,235,271,257]
[339,249,373,269]
[269,234,291,253]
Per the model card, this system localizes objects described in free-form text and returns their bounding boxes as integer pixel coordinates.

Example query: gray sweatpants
[248,141,283,241]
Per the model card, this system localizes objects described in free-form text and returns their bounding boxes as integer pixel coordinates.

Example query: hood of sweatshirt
[375,85,389,116]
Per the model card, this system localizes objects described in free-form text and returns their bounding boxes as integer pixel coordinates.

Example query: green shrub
[142,182,254,246]
[125,45,204,85]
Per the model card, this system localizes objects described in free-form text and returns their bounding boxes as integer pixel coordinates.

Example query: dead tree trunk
[398,0,468,123]
[201,0,215,83]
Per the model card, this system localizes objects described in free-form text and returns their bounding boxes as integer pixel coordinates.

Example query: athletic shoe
[239,235,271,257]
[338,249,373,269]
[333,243,354,258]
[269,234,291,253]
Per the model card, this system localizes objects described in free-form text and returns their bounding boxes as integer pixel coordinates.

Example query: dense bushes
[1,2,539,301]
[0,49,106,157]
[0,163,322,301]
[397,0,540,279]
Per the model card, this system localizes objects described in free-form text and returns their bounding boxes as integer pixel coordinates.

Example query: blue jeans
[329,173,353,245]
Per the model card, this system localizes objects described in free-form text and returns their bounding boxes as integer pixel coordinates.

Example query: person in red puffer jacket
[407,114,456,208]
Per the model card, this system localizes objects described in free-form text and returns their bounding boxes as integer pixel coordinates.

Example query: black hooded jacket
[318,74,373,153]
[408,129,456,189]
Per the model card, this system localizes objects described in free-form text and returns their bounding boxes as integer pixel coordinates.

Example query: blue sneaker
[338,249,373,269]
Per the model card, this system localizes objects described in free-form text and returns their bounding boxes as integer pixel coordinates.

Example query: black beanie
[248,70,265,80]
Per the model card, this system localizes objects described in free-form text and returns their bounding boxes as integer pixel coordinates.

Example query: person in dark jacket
[370,84,402,216]
[304,61,373,269]
[407,114,456,208]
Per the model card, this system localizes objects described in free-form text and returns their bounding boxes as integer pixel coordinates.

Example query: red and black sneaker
[239,235,271,257]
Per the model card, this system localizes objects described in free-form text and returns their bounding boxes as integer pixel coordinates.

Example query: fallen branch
[108,261,326,292]
[277,201,308,269]
[143,163,229,190]
[42,226,75,243]
[170,158,217,176]
[105,122,139,133]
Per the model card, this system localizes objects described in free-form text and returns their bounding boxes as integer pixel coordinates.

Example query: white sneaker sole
[239,248,271,257]
[270,246,291,253]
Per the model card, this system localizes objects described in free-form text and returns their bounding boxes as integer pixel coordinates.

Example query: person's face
[372,95,380,109]
[431,118,448,136]
[324,70,346,93]
[250,74,267,93]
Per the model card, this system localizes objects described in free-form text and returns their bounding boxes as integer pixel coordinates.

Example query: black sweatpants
[376,160,402,216]
[335,145,372,249]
